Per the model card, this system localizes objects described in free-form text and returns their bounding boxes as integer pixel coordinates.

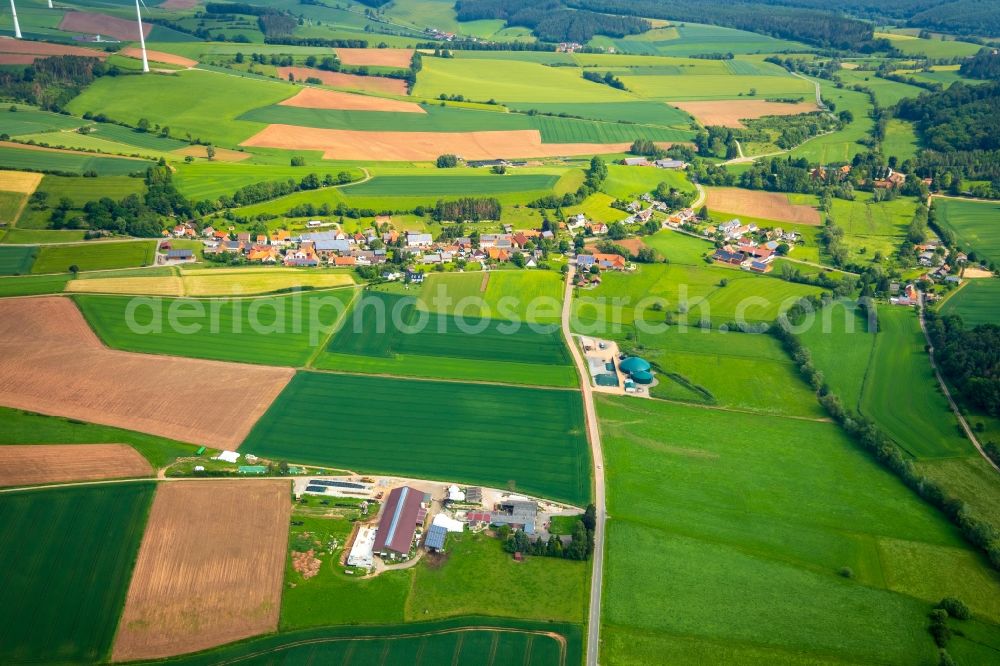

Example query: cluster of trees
[772,313,1000,572]
[959,50,1000,81]
[582,70,626,90]
[0,55,112,110]
[454,0,649,43]
[191,172,354,215]
[435,154,460,168]
[566,0,875,49]
[925,312,1000,417]
[432,197,502,221]
[629,139,665,159]
[501,505,596,560]
[530,156,607,209]
[49,166,189,237]
[694,126,740,160]
[896,82,1000,153]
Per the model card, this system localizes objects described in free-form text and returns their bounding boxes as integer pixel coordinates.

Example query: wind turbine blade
[10,0,22,39]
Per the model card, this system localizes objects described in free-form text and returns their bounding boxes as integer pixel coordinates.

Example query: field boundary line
[306,285,361,368]
[304,366,581,392]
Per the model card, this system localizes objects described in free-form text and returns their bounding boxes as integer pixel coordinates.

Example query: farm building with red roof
[373,486,424,559]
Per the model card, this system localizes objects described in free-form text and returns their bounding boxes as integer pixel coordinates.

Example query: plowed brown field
[241,125,636,161]
[707,187,822,225]
[161,0,199,8]
[673,100,819,129]
[119,47,197,68]
[279,87,424,113]
[112,480,291,661]
[59,11,152,41]
[0,444,152,486]
[276,67,408,95]
[335,47,415,68]
[0,36,107,58]
[172,145,250,162]
[0,298,292,448]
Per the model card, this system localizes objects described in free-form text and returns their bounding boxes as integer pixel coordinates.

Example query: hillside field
[934,198,1000,266]
[241,372,591,505]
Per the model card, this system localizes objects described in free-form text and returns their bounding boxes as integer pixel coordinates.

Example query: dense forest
[925,312,1000,418]
[432,197,503,222]
[566,0,875,49]
[960,50,1000,81]
[0,55,110,110]
[715,0,1000,37]
[454,0,649,43]
[894,82,1000,196]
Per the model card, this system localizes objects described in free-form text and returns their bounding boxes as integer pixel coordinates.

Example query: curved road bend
[562,266,607,666]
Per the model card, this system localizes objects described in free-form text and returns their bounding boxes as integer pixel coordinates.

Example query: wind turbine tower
[9,0,21,39]
[134,0,148,73]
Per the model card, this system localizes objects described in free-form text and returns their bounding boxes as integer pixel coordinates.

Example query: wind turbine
[9,0,21,39]
[134,0,148,73]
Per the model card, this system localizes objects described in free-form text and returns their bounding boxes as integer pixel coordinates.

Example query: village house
[248,245,279,263]
[587,222,608,235]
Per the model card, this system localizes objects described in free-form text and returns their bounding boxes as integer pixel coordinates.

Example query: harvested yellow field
[67,276,184,296]
[0,170,43,194]
[181,268,354,296]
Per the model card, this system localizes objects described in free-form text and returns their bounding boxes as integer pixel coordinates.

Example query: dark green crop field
[940,279,1000,327]
[242,372,590,504]
[0,245,36,275]
[76,289,355,367]
[0,483,154,663]
[32,240,155,273]
[151,617,582,666]
[934,198,1000,266]
[316,291,576,386]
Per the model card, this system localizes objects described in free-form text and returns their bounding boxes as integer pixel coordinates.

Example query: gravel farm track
[113,480,291,661]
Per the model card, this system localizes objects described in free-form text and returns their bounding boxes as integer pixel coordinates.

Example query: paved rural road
[562,266,607,666]
[917,293,1000,473]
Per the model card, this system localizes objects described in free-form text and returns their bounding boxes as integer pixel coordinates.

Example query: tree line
[0,55,113,111]
[925,311,1000,418]
[454,0,650,43]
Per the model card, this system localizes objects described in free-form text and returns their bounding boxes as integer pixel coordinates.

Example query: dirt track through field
[0,297,293,449]
[707,187,822,225]
[112,480,291,661]
[673,100,819,129]
[276,68,409,95]
[335,47,415,68]
[0,444,151,487]
[241,125,635,161]
[0,36,108,58]
[119,47,197,68]
[59,11,152,41]
[279,87,425,113]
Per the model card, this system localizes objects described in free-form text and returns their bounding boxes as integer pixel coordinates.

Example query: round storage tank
[631,370,654,385]
[619,357,651,374]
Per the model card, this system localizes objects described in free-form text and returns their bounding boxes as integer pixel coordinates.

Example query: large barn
[373,486,425,559]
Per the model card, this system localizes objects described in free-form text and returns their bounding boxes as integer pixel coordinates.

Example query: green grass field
[66,69,296,147]
[602,165,693,200]
[418,270,566,324]
[158,617,582,666]
[641,229,713,265]
[877,32,983,58]
[790,82,873,164]
[0,483,154,663]
[15,174,146,229]
[934,197,1000,266]
[0,245,36,275]
[836,70,925,107]
[604,22,806,56]
[940,279,1000,326]
[0,273,72,296]
[599,395,1000,663]
[242,371,590,504]
[347,173,558,196]
[172,162,364,202]
[797,302,875,411]
[861,306,970,459]
[506,101,691,128]
[31,241,155,273]
[882,118,920,162]
[620,74,812,101]
[822,193,918,262]
[0,190,24,224]
[0,145,150,176]
[75,289,355,367]
[315,291,576,386]
[0,108,84,136]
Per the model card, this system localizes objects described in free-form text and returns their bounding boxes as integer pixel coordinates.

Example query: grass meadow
[939,278,1000,326]
[1,107,84,135]
[417,270,566,324]
[861,306,969,459]
[316,291,576,386]
[934,197,1000,266]
[75,289,356,367]
[789,83,873,164]
[598,395,1000,664]
[797,303,875,411]
[32,241,156,273]
[0,483,154,663]
[15,175,146,229]
[241,371,591,505]
[876,32,983,58]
